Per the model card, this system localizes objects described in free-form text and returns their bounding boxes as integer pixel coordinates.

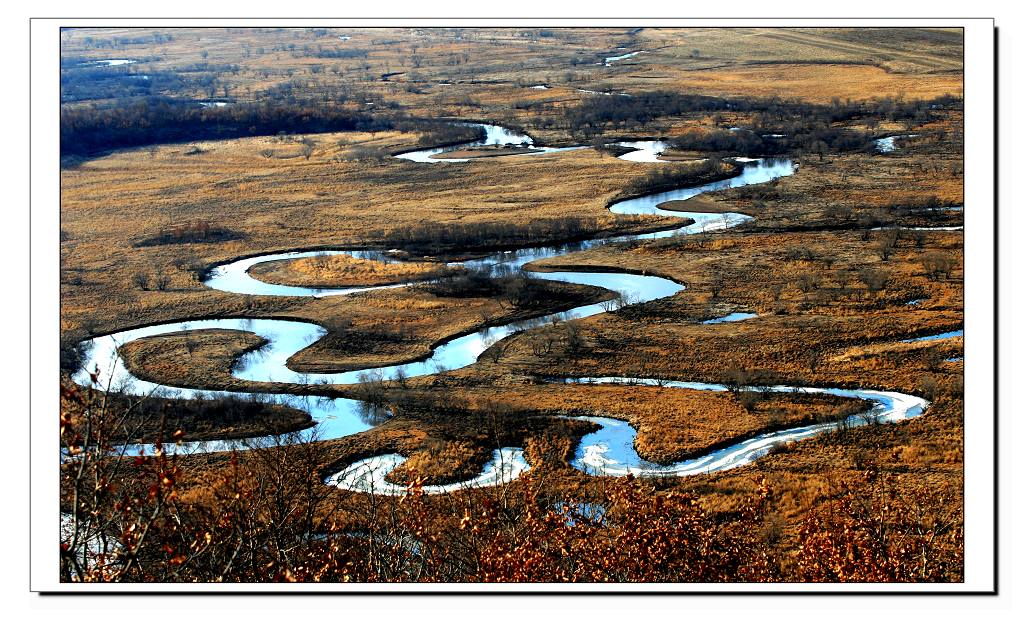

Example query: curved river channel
[73,124,932,495]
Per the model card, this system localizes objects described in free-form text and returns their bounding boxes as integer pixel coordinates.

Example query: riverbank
[63,114,963,585]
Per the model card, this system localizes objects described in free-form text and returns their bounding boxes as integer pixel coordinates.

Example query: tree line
[61,61,243,103]
[365,215,653,255]
[551,90,961,146]
[563,90,960,130]
[60,97,390,156]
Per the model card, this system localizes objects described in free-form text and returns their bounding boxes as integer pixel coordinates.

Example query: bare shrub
[132,271,150,291]
[921,252,955,281]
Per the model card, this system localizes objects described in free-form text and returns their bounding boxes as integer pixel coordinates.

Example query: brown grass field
[60,27,962,128]
[59,27,965,583]
[249,254,450,288]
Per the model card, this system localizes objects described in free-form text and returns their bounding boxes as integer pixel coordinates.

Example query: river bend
[73,123,934,495]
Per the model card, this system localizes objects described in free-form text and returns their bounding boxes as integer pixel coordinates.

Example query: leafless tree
[154,272,171,291]
[299,137,315,160]
[859,268,890,295]
[486,338,510,365]
[875,229,899,261]
[921,252,955,281]
[132,271,150,291]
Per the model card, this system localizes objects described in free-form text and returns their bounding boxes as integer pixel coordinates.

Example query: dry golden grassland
[312,386,870,487]
[646,63,960,104]
[93,137,962,483]
[62,115,963,456]
[521,229,962,391]
[60,132,687,345]
[60,27,965,577]
[113,279,609,389]
[249,254,449,288]
[61,26,962,126]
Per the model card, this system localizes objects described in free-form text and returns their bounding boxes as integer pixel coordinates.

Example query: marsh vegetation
[59,26,964,584]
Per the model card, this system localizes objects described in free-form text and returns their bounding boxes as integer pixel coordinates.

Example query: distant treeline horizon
[59,90,962,158]
[59,98,393,156]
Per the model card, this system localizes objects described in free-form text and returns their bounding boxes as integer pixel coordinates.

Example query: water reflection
[874,134,918,153]
[702,312,757,325]
[900,329,963,343]
[356,399,391,426]
[614,140,671,162]
[394,123,586,163]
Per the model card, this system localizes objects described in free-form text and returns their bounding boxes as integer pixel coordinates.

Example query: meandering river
[73,123,935,495]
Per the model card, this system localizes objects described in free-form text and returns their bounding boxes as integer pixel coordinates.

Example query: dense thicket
[563,91,961,131]
[615,158,738,200]
[61,61,241,103]
[667,125,874,157]
[60,66,158,102]
[557,91,962,152]
[60,97,390,156]
[364,214,659,255]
